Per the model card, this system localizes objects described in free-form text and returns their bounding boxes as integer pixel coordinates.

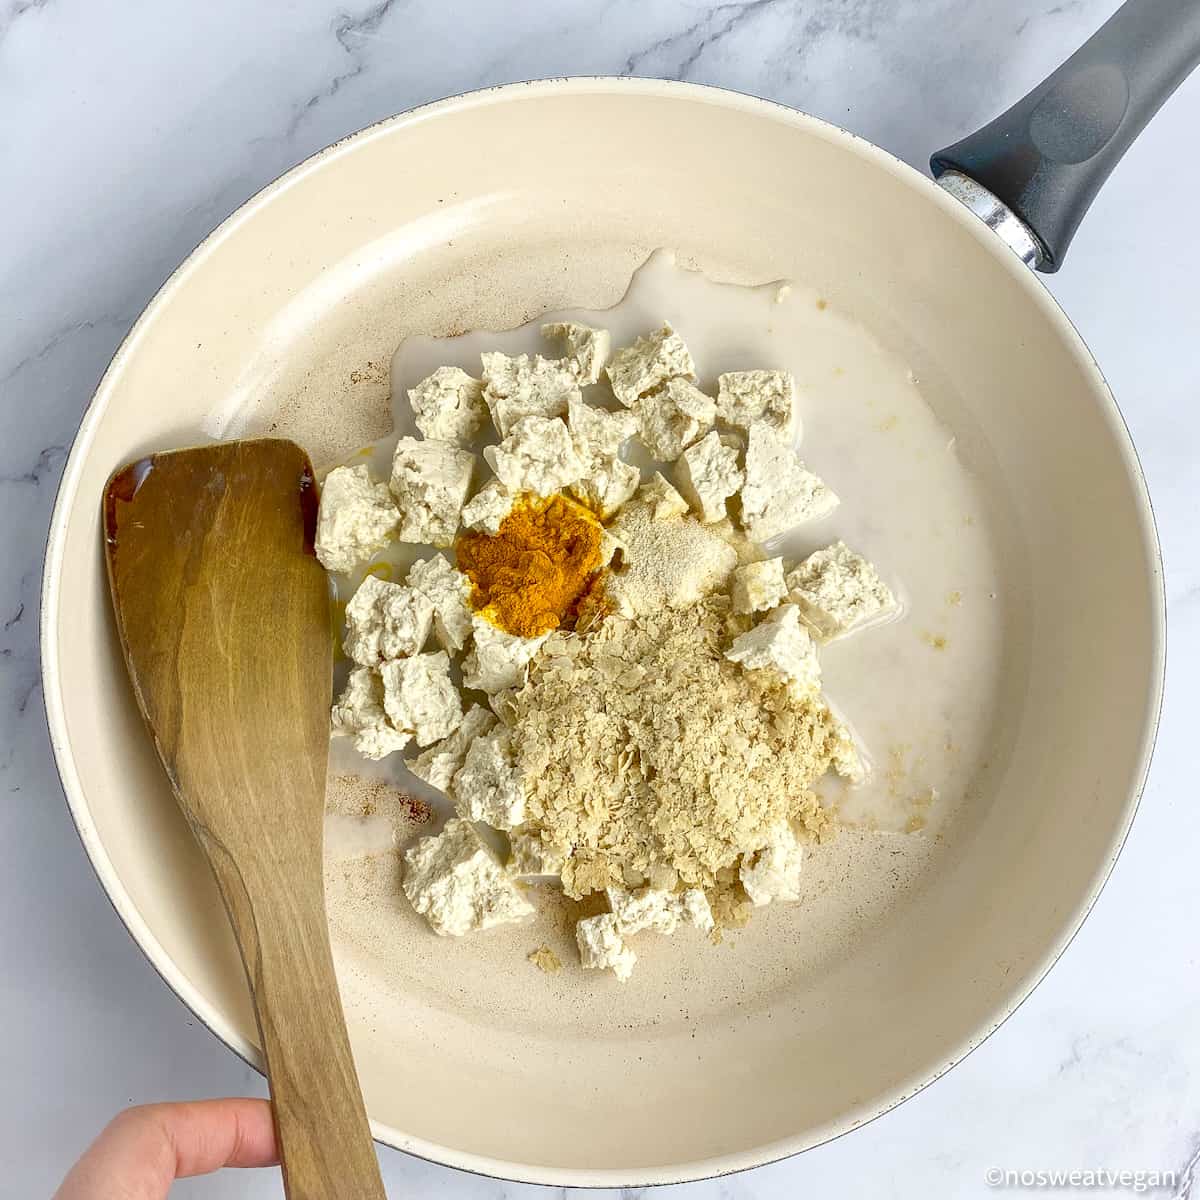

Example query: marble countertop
[4,1,1199,1196]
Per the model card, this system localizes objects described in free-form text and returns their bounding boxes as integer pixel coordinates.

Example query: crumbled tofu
[407,704,497,793]
[606,886,681,936]
[599,527,626,568]
[567,398,638,463]
[716,370,798,438]
[606,323,695,406]
[717,428,745,455]
[725,604,822,696]
[603,885,714,937]
[406,554,474,652]
[407,366,488,445]
[680,888,715,933]
[673,430,744,523]
[730,558,788,615]
[483,416,586,497]
[451,727,526,830]
[330,667,410,760]
[785,541,898,639]
[389,438,475,547]
[636,471,690,521]
[342,575,433,666]
[575,913,637,981]
[379,651,463,747]
[315,465,399,573]
[830,721,867,783]
[606,501,737,617]
[461,616,549,693]
[739,424,837,541]
[485,685,521,727]
[633,377,716,461]
[508,830,570,876]
[402,817,535,936]
[480,351,582,437]
[739,821,805,906]
[542,321,611,384]
[460,478,516,535]
[571,457,640,519]
[564,399,640,518]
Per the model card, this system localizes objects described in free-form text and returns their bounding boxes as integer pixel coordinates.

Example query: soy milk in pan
[318,251,1004,1003]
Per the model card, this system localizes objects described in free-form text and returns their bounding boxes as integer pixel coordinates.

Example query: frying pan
[41,0,1194,1186]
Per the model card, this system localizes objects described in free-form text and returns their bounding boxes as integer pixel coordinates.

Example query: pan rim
[39,75,1166,1188]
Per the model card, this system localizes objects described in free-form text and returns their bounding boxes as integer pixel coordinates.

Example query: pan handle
[930,0,1200,272]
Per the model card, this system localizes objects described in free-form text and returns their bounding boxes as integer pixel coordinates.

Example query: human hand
[54,1098,278,1198]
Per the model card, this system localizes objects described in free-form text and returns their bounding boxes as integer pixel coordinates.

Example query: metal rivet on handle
[936,170,1046,271]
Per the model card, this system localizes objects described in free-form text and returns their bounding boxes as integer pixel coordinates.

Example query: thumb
[54,1098,278,1200]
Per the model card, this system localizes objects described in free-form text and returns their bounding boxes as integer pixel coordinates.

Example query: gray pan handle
[930,0,1200,272]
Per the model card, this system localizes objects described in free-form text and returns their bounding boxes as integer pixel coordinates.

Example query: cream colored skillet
[40,0,1198,1188]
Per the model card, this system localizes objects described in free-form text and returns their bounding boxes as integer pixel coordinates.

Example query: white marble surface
[3,1,1199,1196]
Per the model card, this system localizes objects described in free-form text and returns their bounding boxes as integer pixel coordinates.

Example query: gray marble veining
[4,1,1200,1196]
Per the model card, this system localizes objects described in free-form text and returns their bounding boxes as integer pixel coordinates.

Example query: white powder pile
[605,500,738,617]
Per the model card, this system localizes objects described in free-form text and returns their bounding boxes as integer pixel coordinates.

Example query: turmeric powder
[455,494,609,637]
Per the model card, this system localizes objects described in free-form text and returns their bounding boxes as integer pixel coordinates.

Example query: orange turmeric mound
[455,494,609,637]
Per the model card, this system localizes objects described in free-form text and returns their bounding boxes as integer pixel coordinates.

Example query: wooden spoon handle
[202,832,387,1199]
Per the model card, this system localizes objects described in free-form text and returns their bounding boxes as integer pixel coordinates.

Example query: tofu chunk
[508,830,570,877]
[633,377,716,461]
[785,541,898,639]
[460,478,517,535]
[379,651,463,747]
[566,399,640,518]
[604,885,714,936]
[571,457,640,520]
[483,416,586,497]
[567,398,638,464]
[407,704,498,793]
[330,667,410,760]
[606,886,681,936]
[716,370,798,438]
[830,720,867,784]
[451,728,526,831]
[606,323,695,406]
[730,557,788,615]
[739,423,837,541]
[542,321,611,384]
[480,351,582,437]
[725,604,822,696]
[673,430,744,523]
[575,913,636,981]
[599,527,626,568]
[389,437,475,547]
[740,822,805,906]
[461,616,549,693]
[407,366,488,445]
[680,888,715,933]
[342,575,433,666]
[406,553,474,653]
[315,465,399,574]
[402,817,534,936]
[635,471,690,521]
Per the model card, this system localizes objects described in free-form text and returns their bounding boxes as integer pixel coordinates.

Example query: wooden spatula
[103,438,386,1200]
